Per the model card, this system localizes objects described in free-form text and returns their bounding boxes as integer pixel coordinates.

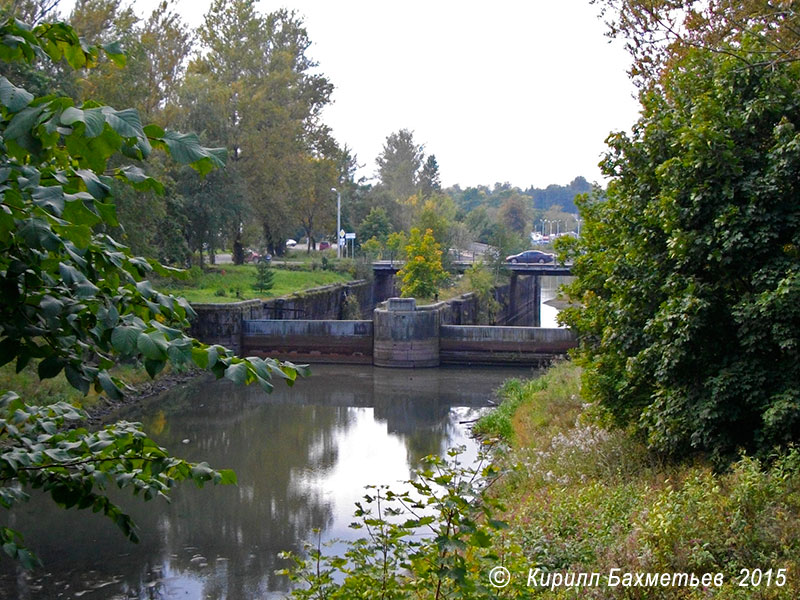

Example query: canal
[0,364,538,600]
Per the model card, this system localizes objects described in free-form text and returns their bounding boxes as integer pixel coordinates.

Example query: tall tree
[499,192,532,236]
[376,128,424,202]
[296,157,338,252]
[190,0,334,255]
[419,153,441,198]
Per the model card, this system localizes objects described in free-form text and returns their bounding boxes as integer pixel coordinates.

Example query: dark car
[505,250,555,264]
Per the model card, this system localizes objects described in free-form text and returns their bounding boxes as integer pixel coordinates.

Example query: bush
[340,294,361,320]
[562,45,800,462]
[280,448,507,599]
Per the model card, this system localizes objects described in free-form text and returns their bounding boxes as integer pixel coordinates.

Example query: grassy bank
[155,264,351,303]
[475,360,800,599]
[0,360,184,411]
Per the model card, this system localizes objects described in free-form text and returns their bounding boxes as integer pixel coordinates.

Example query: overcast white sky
[67,0,642,189]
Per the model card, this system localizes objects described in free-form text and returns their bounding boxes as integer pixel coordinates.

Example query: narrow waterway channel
[0,364,538,600]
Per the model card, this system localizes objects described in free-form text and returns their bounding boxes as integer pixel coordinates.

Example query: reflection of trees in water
[0,366,528,599]
[0,378,352,600]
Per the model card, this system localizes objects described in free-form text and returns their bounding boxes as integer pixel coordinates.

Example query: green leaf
[102,107,143,140]
[32,186,65,215]
[37,356,65,379]
[0,76,33,111]
[94,201,118,227]
[62,197,102,227]
[61,106,105,138]
[156,131,226,175]
[137,332,167,360]
[5,104,44,153]
[64,364,90,395]
[97,370,123,400]
[224,361,247,385]
[191,346,209,369]
[62,224,93,249]
[75,169,111,199]
[144,358,165,378]
[101,40,126,66]
[217,469,237,485]
[111,326,140,354]
[40,295,63,317]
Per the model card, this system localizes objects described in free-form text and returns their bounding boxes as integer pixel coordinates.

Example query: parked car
[285,239,297,248]
[319,241,331,250]
[505,250,555,264]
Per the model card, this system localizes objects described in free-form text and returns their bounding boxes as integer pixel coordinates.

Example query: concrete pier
[373,298,441,367]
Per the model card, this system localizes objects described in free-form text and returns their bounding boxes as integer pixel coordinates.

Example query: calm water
[0,364,537,600]
[542,275,572,328]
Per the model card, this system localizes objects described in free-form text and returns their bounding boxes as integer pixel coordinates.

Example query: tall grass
[480,360,800,599]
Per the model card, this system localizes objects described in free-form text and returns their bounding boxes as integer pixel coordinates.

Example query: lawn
[155,264,351,304]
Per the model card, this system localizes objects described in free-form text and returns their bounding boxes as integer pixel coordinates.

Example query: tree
[0,17,305,566]
[464,262,500,324]
[398,228,446,299]
[296,156,337,252]
[357,206,392,245]
[419,153,441,198]
[187,1,334,255]
[375,128,423,202]
[499,192,532,236]
[415,193,456,264]
[594,0,800,87]
[562,38,800,462]
[252,261,275,293]
[360,236,383,261]
[385,231,407,264]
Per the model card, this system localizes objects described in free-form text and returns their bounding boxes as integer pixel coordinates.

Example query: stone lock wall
[373,298,441,368]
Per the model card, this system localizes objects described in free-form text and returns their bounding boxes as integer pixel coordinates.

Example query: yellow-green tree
[398,228,446,298]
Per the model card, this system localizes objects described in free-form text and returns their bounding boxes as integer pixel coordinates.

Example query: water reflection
[541,275,573,328]
[0,364,536,600]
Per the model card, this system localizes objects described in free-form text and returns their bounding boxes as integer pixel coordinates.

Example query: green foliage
[385,230,407,263]
[358,206,393,245]
[360,236,383,260]
[376,128,424,203]
[464,262,500,324]
[280,448,508,600]
[340,293,361,320]
[562,42,800,461]
[0,391,235,568]
[0,17,307,566]
[398,228,446,299]
[252,261,275,293]
[473,361,800,599]
[419,153,441,198]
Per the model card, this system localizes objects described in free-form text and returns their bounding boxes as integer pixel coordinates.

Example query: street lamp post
[331,187,341,259]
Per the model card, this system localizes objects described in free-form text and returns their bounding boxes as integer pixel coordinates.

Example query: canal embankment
[471,360,800,598]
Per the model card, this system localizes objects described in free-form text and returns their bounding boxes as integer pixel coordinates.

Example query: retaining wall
[190,279,373,353]
[242,319,373,364]
[440,325,576,366]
